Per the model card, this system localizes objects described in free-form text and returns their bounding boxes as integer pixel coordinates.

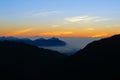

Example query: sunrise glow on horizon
[0,0,120,38]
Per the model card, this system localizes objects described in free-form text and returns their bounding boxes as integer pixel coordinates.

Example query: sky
[0,0,120,37]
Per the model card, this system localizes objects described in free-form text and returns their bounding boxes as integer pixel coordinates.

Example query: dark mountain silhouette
[0,41,66,79]
[1,34,120,79]
[33,37,66,46]
[65,34,120,76]
[0,37,66,47]
[0,36,33,44]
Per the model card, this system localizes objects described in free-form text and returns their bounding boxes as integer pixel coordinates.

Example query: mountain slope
[66,34,120,75]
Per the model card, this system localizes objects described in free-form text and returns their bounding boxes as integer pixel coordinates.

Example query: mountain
[66,34,120,75]
[0,36,19,41]
[0,36,33,44]
[0,41,66,79]
[0,37,66,47]
[1,35,120,79]
[33,37,66,46]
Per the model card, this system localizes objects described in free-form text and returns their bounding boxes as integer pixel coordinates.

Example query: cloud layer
[64,16,111,23]
[40,31,73,36]
[32,10,62,16]
[9,28,33,36]
[92,33,108,38]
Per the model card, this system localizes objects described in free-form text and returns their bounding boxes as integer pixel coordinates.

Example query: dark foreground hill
[66,34,120,76]
[0,41,66,79]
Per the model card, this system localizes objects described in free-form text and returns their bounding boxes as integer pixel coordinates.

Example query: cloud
[11,28,33,36]
[85,28,95,31]
[64,16,111,23]
[65,16,89,22]
[32,10,62,16]
[51,25,60,27]
[104,24,120,28]
[40,31,73,36]
[94,18,112,22]
[92,33,108,38]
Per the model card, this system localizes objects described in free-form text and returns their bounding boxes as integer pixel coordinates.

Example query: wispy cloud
[40,31,73,36]
[92,33,108,38]
[32,10,63,16]
[51,25,60,27]
[11,28,33,36]
[85,28,95,31]
[64,16,111,23]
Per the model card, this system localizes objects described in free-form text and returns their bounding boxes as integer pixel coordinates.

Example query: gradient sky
[0,0,120,37]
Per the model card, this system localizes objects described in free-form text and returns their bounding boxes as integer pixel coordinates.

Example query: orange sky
[0,25,120,38]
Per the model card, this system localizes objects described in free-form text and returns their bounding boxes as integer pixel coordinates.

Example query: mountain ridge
[65,34,120,75]
[0,36,66,47]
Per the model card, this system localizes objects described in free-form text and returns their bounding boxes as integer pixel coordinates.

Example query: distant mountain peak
[34,37,66,46]
[50,37,59,40]
[0,36,66,47]
[36,38,46,40]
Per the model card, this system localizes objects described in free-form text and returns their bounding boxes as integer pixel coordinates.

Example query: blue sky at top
[0,0,120,37]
